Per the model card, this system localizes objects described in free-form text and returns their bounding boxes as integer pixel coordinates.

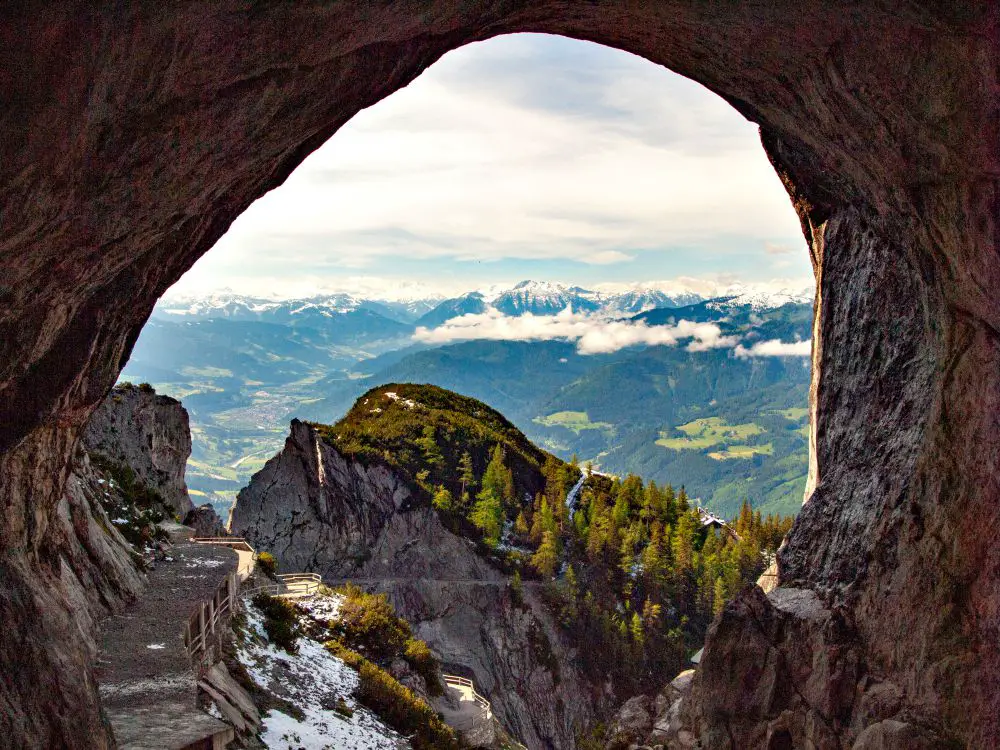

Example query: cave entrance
[1,5,995,748]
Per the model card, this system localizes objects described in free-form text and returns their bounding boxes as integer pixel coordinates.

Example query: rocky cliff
[231,419,607,748]
[2,384,198,747]
[83,383,194,518]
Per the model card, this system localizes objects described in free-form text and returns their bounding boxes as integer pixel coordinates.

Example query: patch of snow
[186,558,226,568]
[146,643,166,650]
[238,605,405,750]
[298,593,344,624]
[112,518,127,525]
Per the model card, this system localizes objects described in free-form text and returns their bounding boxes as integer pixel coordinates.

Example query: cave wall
[0,2,996,747]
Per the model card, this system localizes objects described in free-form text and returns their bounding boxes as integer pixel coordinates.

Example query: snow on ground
[186,558,227,568]
[238,598,407,750]
[297,592,344,623]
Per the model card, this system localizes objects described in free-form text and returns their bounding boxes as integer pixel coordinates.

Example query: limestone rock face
[1,3,998,747]
[83,384,193,518]
[230,420,606,748]
[183,505,227,538]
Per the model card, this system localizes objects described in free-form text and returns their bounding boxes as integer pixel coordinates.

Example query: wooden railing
[183,538,320,665]
[442,674,492,719]
[184,570,239,665]
[242,573,322,599]
[191,536,256,578]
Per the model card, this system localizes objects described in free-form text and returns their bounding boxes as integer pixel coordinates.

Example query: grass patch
[773,406,809,421]
[708,443,774,460]
[533,411,613,434]
[656,417,764,451]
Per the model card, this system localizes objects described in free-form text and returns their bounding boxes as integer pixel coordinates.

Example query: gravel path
[95,541,237,748]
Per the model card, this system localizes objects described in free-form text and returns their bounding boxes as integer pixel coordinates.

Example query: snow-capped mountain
[157,280,814,331]
[488,280,602,317]
[156,292,440,325]
[600,288,704,315]
[414,292,489,328]
[419,280,721,323]
[706,287,813,312]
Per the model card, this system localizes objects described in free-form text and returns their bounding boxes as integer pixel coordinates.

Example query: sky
[167,33,810,301]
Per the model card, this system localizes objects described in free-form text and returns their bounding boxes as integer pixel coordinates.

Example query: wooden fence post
[198,604,206,656]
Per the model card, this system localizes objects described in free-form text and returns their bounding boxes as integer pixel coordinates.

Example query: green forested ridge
[316,384,793,698]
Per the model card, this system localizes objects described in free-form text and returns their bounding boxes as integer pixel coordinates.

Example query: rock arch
[1,3,997,747]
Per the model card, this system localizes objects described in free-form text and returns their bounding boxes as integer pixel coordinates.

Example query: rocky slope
[231,418,607,748]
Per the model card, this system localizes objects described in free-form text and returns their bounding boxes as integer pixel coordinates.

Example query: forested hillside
[318,384,793,696]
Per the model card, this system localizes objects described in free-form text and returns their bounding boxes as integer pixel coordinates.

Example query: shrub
[256,551,278,578]
[334,584,411,661]
[403,638,443,696]
[356,660,460,750]
[138,382,155,393]
[325,639,365,670]
[252,592,300,653]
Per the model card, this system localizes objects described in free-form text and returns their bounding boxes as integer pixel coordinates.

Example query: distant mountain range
[130,280,815,519]
[159,279,813,327]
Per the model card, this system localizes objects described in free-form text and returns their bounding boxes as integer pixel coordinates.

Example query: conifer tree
[712,576,727,618]
[481,445,514,508]
[630,612,644,644]
[432,485,454,512]
[533,530,560,578]
[415,424,444,470]
[514,509,530,538]
[676,486,690,513]
[470,487,504,547]
[458,451,476,496]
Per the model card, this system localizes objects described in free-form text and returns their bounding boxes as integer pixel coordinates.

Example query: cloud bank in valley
[735,339,812,358]
[414,309,811,356]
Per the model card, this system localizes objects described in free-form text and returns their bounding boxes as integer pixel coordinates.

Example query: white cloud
[735,339,812,357]
[167,34,806,298]
[413,309,738,355]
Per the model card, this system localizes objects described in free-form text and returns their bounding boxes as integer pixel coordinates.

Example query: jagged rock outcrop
[1,4,998,747]
[184,505,227,537]
[83,383,193,518]
[231,419,607,748]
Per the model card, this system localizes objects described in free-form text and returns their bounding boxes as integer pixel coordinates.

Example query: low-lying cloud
[735,339,812,357]
[414,309,739,355]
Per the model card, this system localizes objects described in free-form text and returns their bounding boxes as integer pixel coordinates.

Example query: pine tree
[533,530,560,578]
[630,612,644,645]
[712,576,727,617]
[676,486,690,513]
[471,487,504,547]
[458,451,476,496]
[481,445,514,508]
[432,485,455,512]
[415,424,444,470]
[514,509,530,538]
